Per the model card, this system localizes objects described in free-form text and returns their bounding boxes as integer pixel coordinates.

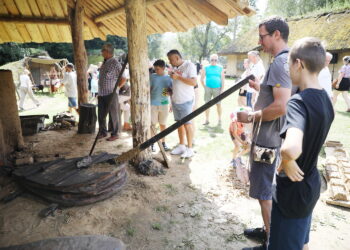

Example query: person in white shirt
[167,50,197,158]
[19,69,40,111]
[318,52,333,99]
[61,63,78,114]
[247,51,265,107]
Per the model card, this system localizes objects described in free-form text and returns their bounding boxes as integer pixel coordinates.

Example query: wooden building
[219,11,350,79]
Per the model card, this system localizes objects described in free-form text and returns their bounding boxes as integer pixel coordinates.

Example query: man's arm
[237,87,291,123]
[118,77,127,87]
[220,71,225,92]
[279,127,304,182]
[171,73,197,86]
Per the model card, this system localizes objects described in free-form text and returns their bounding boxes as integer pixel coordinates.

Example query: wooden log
[125,0,152,165]
[0,70,24,165]
[78,103,97,134]
[95,0,166,23]
[67,0,89,105]
[185,0,228,25]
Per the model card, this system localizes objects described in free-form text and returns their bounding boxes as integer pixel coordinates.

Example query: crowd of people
[16,14,350,250]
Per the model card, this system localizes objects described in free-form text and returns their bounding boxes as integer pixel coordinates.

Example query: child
[268,37,334,250]
[229,108,251,167]
[61,63,78,114]
[150,59,172,152]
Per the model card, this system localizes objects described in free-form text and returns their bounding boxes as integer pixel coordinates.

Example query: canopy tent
[0,56,68,87]
[0,0,254,43]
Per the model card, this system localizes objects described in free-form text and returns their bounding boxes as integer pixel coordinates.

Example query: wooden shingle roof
[0,0,254,44]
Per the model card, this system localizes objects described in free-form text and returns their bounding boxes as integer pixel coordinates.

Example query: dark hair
[167,49,182,58]
[66,63,74,70]
[153,59,166,68]
[259,16,289,42]
[289,37,326,74]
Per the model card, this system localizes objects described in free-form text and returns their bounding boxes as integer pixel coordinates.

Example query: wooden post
[125,0,152,165]
[68,0,88,105]
[0,70,24,165]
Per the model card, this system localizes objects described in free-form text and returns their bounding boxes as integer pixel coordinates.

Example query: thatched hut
[219,11,350,79]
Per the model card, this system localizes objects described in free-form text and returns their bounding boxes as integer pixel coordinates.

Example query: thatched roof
[219,11,350,55]
[0,0,254,44]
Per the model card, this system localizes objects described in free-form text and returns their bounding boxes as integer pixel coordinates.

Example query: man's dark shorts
[268,201,311,250]
[249,150,279,200]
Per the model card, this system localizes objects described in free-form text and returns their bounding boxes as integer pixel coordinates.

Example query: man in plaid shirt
[98,43,126,141]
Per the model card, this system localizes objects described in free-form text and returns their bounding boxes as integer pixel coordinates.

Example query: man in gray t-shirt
[237,17,293,249]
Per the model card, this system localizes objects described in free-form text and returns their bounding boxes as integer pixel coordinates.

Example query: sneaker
[181,147,194,158]
[171,144,186,155]
[217,120,222,127]
[203,121,209,126]
[162,142,170,151]
[242,243,267,250]
[244,227,267,242]
[151,144,156,152]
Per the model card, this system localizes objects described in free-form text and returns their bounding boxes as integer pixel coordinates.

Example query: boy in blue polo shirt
[268,37,334,250]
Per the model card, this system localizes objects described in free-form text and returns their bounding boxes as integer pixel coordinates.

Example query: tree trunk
[0,70,24,165]
[68,0,88,105]
[125,0,152,165]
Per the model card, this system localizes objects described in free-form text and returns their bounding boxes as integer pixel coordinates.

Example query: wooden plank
[146,12,165,34]
[3,0,20,15]
[3,22,24,42]
[15,23,33,42]
[27,0,41,16]
[155,3,186,32]
[59,0,68,16]
[147,5,175,32]
[170,0,197,27]
[95,0,167,23]
[158,2,186,32]
[186,0,227,25]
[176,0,205,26]
[0,22,11,41]
[0,1,9,14]
[0,15,69,25]
[84,15,105,40]
[50,0,65,17]
[37,24,53,42]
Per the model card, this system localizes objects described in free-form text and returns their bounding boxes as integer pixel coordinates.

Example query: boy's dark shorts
[268,201,312,250]
[249,150,279,200]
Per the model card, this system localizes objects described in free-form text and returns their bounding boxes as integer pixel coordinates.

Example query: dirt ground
[1,81,350,249]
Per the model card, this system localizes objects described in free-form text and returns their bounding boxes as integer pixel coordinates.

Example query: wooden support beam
[67,0,89,105]
[95,0,165,23]
[0,70,24,165]
[0,15,68,25]
[125,0,152,165]
[185,0,228,26]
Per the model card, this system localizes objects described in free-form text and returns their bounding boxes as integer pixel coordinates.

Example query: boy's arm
[200,68,205,87]
[279,127,304,182]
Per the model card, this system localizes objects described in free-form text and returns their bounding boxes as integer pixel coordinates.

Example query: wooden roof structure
[0,0,254,44]
[219,10,350,55]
